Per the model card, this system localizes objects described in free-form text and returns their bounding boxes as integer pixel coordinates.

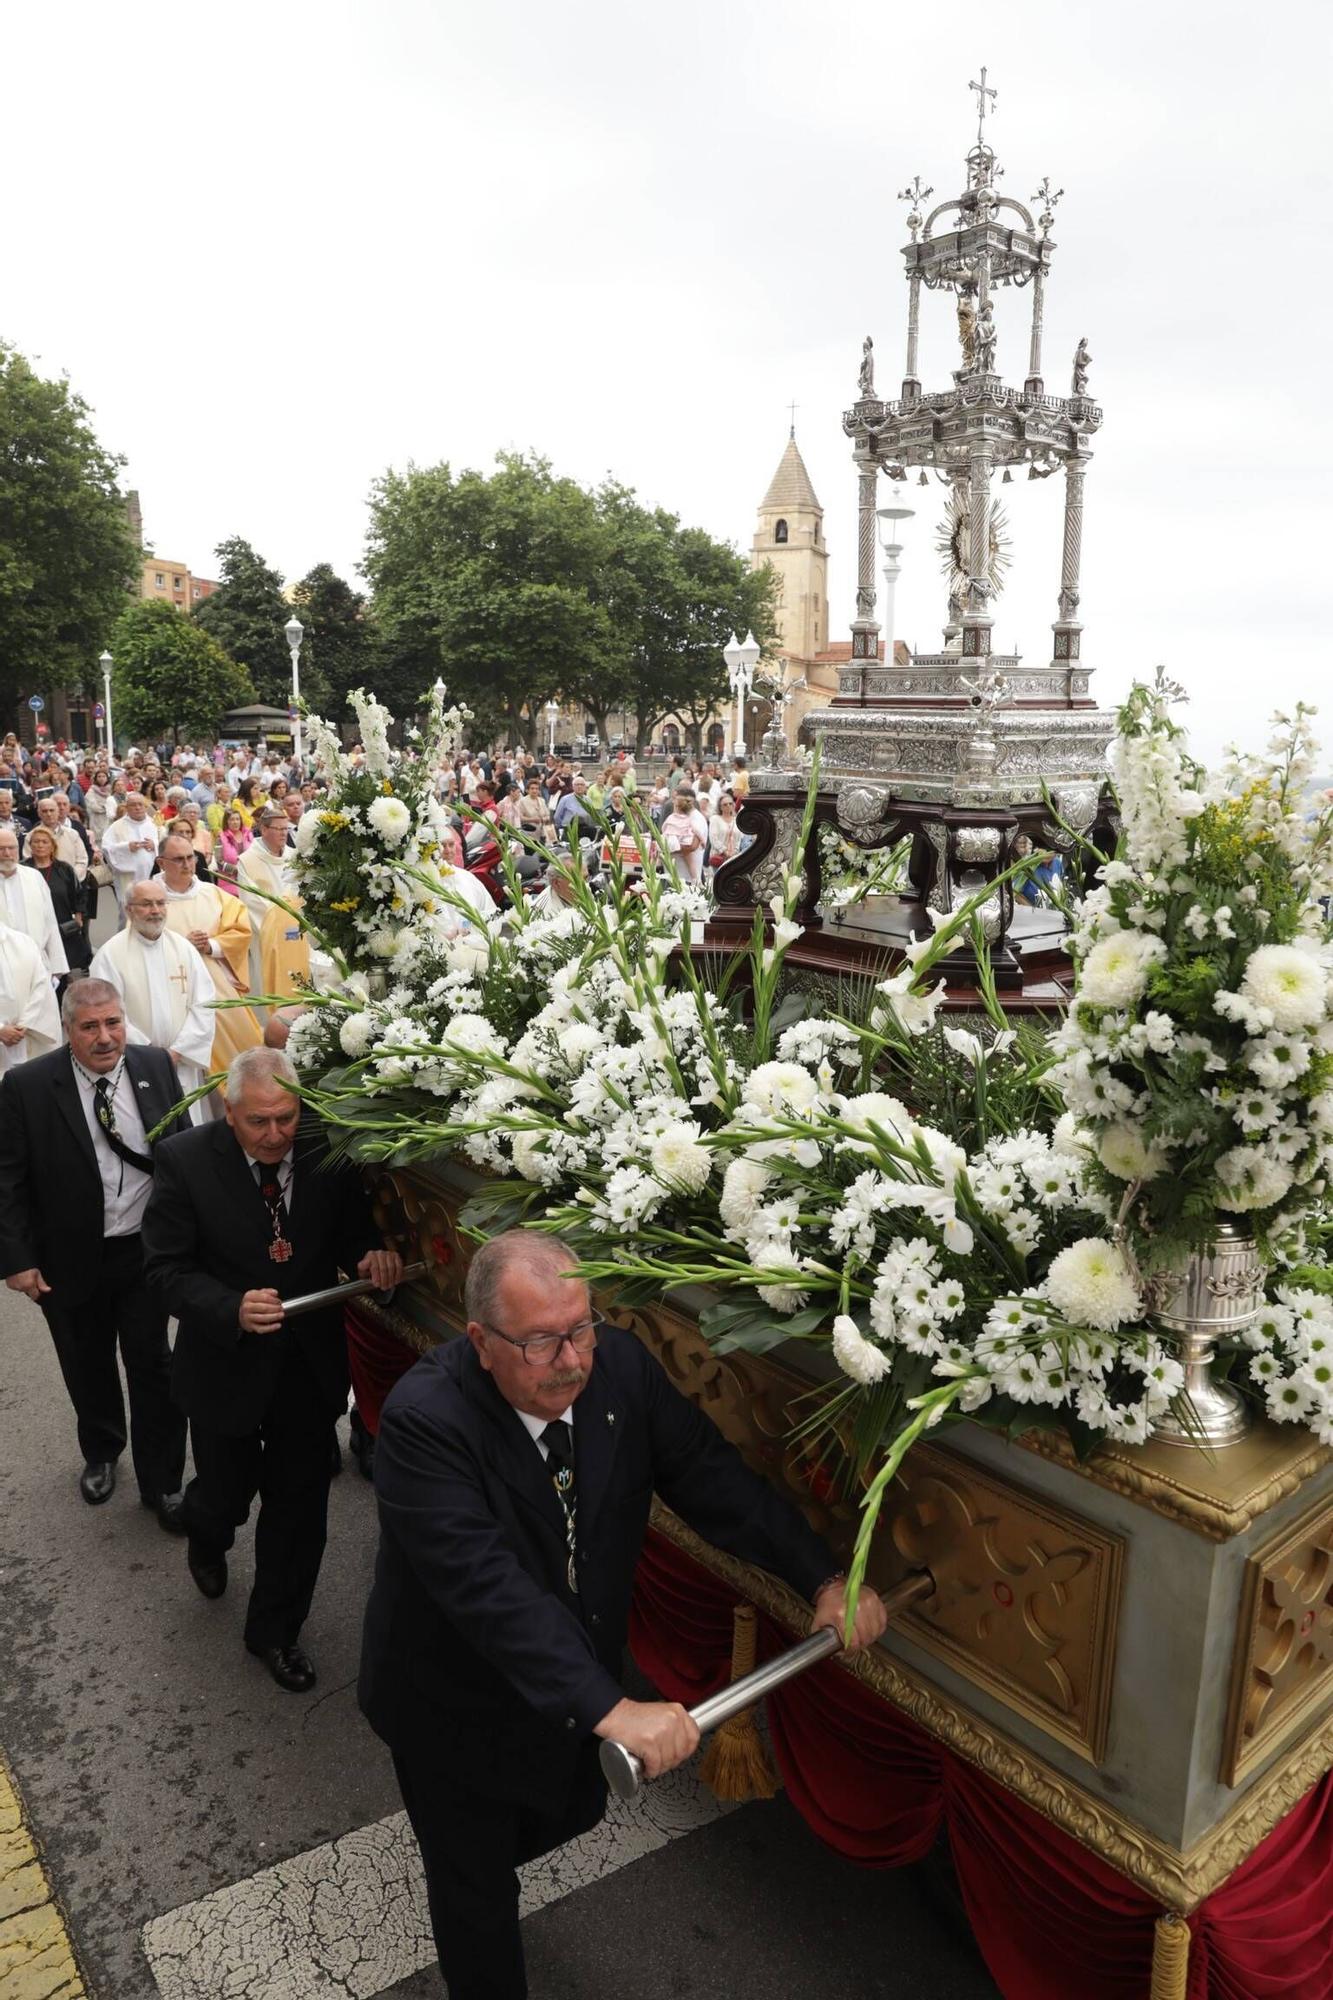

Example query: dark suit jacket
[0,1044,191,1305]
[141,1119,380,1436]
[358,1326,834,1810]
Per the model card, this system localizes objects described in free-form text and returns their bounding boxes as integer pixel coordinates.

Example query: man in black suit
[142,1045,402,1692]
[0,976,190,1524]
[360,1229,888,2000]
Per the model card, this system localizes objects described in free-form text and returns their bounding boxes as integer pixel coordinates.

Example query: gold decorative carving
[883,1444,1122,1763]
[652,1503,1333,1914]
[1223,1493,1333,1786]
[1020,1415,1331,1546]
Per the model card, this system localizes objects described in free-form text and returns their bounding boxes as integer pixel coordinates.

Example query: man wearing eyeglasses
[360,1227,886,2000]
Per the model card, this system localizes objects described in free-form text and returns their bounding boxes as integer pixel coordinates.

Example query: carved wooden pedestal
[369,1164,1333,1915]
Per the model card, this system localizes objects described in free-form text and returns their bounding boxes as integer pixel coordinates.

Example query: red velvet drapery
[346,1305,1333,1994]
[630,1529,1333,2000]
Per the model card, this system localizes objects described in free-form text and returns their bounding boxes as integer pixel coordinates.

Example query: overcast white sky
[6,0,1330,760]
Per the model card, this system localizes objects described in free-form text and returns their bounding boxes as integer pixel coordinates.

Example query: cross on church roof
[969,66,997,145]
[787,399,799,438]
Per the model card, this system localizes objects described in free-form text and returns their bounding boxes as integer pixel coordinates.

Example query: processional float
[351,74,1333,2000]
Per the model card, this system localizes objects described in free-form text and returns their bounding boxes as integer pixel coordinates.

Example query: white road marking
[142,1759,734,1999]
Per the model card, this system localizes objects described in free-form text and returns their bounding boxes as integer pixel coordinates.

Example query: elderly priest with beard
[90,879,216,1118]
[0,920,59,1070]
[0,826,67,979]
[157,831,263,1075]
[360,1228,888,2000]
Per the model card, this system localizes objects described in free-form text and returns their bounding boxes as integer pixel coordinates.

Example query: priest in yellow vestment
[237,807,311,1005]
[157,831,263,1071]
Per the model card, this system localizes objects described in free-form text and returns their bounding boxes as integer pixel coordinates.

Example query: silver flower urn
[1150,1222,1259,1449]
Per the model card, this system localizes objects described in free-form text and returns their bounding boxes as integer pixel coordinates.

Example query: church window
[774,519,788,544]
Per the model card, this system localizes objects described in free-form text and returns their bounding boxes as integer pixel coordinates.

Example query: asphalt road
[0,891,1000,1999]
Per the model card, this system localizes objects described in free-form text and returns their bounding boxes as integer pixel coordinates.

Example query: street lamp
[876,505,914,665]
[545,699,560,755]
[284,615,305,766]
[722,630,760,761]
[99,650,114,757]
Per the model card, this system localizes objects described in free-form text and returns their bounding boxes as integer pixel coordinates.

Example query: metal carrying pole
[280,1261,426,1320]
[600,1568,935,1802]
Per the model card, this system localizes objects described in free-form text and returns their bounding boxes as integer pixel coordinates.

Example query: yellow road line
[0,1754,85,1999]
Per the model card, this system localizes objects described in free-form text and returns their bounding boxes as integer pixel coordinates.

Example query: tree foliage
[365,452,778,752]
[109,599,254,747]
[0,343,140,721]
[191,537,292,705]
[288,563,376,719]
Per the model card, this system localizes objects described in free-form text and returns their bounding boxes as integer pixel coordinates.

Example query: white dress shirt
[515,1404,576,1461]
[242,1148,295,1203]
[73,1057,155,1237]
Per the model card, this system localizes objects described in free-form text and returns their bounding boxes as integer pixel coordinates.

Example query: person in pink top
[660,787,710,884]
[216,808,253,896]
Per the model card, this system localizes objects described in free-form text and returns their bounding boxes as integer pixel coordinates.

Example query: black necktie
[541,1421,578,1595]
[93,1077,154,1177]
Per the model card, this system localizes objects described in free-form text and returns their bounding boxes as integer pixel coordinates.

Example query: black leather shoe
[187,1542,228,1599]
[247,1642,316,1693]
[142,1491,189,1536]
[79,1461,116,1505]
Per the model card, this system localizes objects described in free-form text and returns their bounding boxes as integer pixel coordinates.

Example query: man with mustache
[0,979,189,1521]
[360,1229,887,2000]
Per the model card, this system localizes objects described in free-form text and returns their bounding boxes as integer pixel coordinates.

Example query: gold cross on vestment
[168,962,190,995]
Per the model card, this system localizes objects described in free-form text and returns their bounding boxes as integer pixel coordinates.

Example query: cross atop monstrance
[786,72,1114,983]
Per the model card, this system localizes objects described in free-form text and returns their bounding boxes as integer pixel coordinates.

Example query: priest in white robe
[89,880,217,1121]
[157,830,263,1073]
[238,807,310,1005]
[0,921,60,1072]
[0,827,67,978]
[102,795,159,910]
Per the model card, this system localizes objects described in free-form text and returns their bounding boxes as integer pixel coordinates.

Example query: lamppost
[99,650,114,758]
[722,629,760,761]
[876,505,914,664]
[284,615,305,767]
[545,699,559,755]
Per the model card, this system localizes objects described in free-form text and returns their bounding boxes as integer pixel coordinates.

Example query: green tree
[0,343,139,722]
[109,599,254,746]
[366,453,615,750]
[191,537,291,705]
[288,563,375,719]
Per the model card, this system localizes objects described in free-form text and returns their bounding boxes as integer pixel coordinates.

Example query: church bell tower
[751,430,829,667]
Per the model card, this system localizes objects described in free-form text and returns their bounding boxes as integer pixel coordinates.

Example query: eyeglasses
[481,1319,598,1367]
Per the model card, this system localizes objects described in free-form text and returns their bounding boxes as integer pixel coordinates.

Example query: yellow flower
[320,811,348,830]
[329,896,361,913]
[382,780,393,794]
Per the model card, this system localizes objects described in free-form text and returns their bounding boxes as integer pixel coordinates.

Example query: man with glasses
[360,1228,887,2000]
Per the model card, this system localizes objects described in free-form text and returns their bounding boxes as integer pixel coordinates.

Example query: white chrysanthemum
[1045,1238,1143,1331]
[366,928,400,959]
[1097,1122,1168,1182]
[442,1014,505,1059]
[839,1092,913,1150]
[366,794,413,845]
[1078,931,1167,1009]
[650,1122,712,1194]
[1239,945,1328,1033]
[830,1315,892,1384]
[1215,1146,1296,1213]
[743,1061,820,1116]
[718,1159,772,1234]
[338,1012,374,1059]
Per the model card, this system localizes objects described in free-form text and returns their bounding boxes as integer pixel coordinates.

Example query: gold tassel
[1150,1912,1191,2000]
[698,1602,780,1803]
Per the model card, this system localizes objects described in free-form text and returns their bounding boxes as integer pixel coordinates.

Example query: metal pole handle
[281,1260,426,1320]
[600,1568,934,1802]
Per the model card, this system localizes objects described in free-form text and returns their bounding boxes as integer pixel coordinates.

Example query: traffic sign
[27,694,43,713]
[93,701,105,721]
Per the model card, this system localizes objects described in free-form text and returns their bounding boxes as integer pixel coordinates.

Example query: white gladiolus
[831,1314,892,1385]
[1045,1238,1142,1331]
[1078,932,1167,1008]
[1239,945,1328,1032]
